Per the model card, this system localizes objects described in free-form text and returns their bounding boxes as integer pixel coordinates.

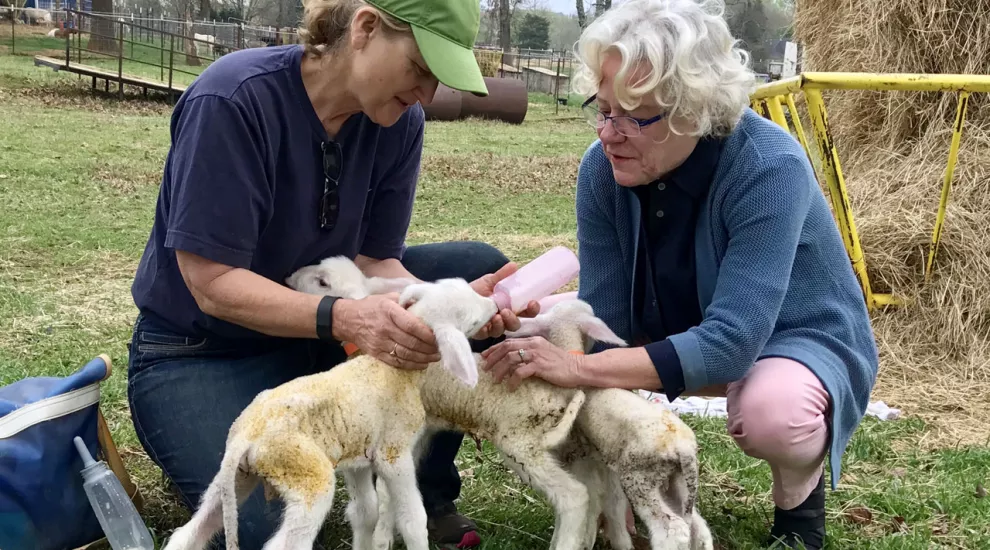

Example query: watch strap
[316,295,338,340]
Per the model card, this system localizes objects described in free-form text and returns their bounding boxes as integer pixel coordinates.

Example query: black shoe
[427,505,482,548]
[767,474,826,549]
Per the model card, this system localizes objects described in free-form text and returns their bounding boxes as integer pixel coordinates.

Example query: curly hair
[571,0,757,137]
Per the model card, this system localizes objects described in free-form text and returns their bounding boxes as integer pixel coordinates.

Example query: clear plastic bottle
[73,436,155,550]
[491,246,580,312]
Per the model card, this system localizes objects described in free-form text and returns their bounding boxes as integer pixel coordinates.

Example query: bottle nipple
[73,436,97,468]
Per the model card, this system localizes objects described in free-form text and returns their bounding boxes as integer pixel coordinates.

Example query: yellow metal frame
[749,72,989,311]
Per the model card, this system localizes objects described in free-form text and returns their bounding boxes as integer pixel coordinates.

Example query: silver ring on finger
[518,348,527,362]
[390,343,398,356]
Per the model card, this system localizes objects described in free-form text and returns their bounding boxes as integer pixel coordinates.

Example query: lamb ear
[505,316,549,340]
[578,315,628,347]
[367,276,417,296]
[433,323,479,388]
[398,282,432,308]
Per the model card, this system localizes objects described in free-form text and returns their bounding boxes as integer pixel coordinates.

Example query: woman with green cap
[126,0,537,547]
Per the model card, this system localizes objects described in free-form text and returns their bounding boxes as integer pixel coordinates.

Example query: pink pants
[722,357,831,510]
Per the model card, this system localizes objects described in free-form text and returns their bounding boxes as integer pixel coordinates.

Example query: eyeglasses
[581,94,667,137]
[320,141,342,230]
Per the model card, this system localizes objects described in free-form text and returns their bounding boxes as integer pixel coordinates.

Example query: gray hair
[571,0,757,137]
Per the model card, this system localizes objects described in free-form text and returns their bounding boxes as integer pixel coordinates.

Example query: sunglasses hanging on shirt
[319,140,342,230]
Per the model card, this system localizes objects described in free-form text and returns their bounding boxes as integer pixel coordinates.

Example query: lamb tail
[220,439,250,550]
[542,390,586,449]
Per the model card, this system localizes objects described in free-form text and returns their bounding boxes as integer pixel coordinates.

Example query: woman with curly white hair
[482,0,879,548]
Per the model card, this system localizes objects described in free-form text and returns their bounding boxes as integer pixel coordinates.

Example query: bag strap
[0,384,101,439]
[97,408,142,512]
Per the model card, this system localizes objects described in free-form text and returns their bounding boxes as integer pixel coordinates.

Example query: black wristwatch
[316,295,338,340]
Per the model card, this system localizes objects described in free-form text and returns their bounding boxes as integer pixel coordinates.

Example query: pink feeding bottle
[490,246,580,312]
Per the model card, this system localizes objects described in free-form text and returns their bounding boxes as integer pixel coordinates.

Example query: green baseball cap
[365,0,489,97]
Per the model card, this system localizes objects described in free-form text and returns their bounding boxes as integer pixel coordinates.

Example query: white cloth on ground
[637,391,901,421]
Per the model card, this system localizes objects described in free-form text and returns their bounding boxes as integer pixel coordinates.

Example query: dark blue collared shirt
[631,136,723,400]
[131,45,424,339]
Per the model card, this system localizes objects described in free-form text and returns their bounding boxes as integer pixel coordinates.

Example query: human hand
[335,294,441,370]
[480,336,583,391]
[469,263,541,340]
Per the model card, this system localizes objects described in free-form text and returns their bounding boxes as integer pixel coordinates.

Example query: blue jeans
[126,241,509,548]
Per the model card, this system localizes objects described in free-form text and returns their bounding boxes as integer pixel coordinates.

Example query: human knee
[402,241,509,283]
[733,400,827,459]
[453,241,510,280]
[729,368,829,462]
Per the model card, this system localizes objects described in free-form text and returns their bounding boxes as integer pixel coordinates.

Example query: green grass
[1,52,989,549]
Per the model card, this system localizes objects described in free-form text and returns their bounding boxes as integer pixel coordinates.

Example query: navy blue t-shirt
[131,45,424,339]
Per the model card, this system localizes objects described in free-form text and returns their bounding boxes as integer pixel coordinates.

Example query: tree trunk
[498,0,511,52]
[184,13,201,65]
[576,0,586,28]
[88,0,117,53]
[198,0,210,20]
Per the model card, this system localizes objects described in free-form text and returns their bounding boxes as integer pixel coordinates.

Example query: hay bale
[795,0,990,148]
[794,0,990,444]
[473,49,502,78]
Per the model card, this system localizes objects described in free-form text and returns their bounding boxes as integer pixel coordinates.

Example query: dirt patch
[0,248,138,355]
[0,76,176,115]
[421,152,581,194]
[93,160,162,194]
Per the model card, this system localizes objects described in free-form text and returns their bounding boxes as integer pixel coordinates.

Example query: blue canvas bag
[0,354,143,550]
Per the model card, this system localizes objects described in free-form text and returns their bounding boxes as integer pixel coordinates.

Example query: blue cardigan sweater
[575,108,880,489]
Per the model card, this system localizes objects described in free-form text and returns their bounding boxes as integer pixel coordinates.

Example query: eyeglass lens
[584,110,642,136]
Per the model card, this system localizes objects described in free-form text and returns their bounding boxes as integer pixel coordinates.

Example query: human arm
[664,152,813,391]
[484,150,814,394]
[354,255,420,282]
[163,94,323,339]
[481,335,661,391]
[354,106,536,337]
[353,253,539,337]
[483,143,659,389]
[178,249,441,367]
[572,143,636,352]
[166,96,436,366]
[177,250,323,338]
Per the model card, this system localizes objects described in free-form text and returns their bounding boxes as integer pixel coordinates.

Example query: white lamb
[286,256,613,550]
[284,255,416,300]
[507,299,714,550]
[162,277,497,550]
